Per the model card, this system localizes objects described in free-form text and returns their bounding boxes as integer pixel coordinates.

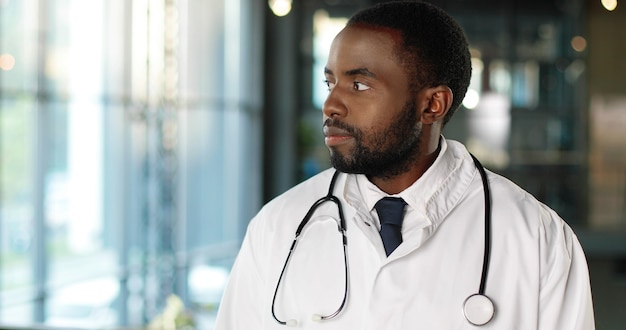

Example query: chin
[330,156,369,175]
[329,153,355,173]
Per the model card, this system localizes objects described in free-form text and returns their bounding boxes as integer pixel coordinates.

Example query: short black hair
[347,1,471,125]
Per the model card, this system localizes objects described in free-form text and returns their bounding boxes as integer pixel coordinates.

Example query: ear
[421,85,453,125]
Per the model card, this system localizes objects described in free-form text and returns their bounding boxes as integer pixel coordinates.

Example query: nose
[322,88,347,119]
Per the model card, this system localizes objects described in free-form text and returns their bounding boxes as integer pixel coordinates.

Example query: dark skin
[322,25,453,194]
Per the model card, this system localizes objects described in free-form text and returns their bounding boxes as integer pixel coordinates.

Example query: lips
[323,125,354,147]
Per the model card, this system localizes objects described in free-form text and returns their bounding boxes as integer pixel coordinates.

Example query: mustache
[323,118,360,136]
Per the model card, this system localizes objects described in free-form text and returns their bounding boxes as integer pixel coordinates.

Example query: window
[0,0,262,328]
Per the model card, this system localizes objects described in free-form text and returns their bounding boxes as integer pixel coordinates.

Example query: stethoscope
[271,154,494,326]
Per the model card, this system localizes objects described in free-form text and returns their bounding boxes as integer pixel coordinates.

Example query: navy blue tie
[374,197,407,256]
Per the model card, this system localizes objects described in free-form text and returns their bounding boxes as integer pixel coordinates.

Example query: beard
[326,99,422,179]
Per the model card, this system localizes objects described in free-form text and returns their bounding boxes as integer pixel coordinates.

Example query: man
[215,1,595,329]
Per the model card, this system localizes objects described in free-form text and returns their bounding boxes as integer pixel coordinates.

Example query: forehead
[327,25,403,69]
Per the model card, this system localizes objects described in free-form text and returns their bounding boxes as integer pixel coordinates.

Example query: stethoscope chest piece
[463,293,495,326]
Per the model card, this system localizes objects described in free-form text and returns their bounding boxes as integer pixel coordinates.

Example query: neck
[369,136,441,195]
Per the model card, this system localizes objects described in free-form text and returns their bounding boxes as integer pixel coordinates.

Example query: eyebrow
[324,67,377,78]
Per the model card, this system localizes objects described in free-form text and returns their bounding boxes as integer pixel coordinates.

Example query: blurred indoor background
[0,0,624,329]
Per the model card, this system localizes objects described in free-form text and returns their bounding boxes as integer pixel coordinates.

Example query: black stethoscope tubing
[271,171,349,326]
[272,155,493,326]
[471,154,492,297]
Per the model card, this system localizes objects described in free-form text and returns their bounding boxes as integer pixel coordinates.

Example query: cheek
[367,100,413,129]
[347,91,413,133]
[357,119,395,146]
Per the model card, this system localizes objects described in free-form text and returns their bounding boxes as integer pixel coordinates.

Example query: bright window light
[463,89,480,109]
[601,0,618,11]
[269,0,292,17]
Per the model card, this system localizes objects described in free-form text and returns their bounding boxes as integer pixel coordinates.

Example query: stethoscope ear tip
[312,314,322,322]
[286,319,298,327]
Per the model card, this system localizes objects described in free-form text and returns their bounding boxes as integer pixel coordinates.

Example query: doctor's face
[322,25,422,178]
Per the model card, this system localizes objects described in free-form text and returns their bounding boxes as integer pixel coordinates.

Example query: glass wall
[1,0,625,328]
[0,0,263,328]
[302,0,589,223]
[293,0,626,328]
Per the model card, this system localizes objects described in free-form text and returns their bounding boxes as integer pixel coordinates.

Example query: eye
[323,79,335,91]
[353,81,370,91]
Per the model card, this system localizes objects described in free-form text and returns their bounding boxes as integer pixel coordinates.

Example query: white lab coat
[215,139,595,329]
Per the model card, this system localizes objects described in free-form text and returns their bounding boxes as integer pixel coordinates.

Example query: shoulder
[487,171,565,230]
[263,168,338,211]
[247,168,339,233]
[444,139,569,237]
[485,170,582,271]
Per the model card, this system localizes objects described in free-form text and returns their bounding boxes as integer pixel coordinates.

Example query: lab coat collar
[341,137,477,254]
[355,137,451,217]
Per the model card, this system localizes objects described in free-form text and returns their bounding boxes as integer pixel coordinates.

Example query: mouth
[323,125,354,147]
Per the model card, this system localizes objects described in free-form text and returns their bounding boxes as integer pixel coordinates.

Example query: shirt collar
[356,137,450,212]
[344,137,475,229]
